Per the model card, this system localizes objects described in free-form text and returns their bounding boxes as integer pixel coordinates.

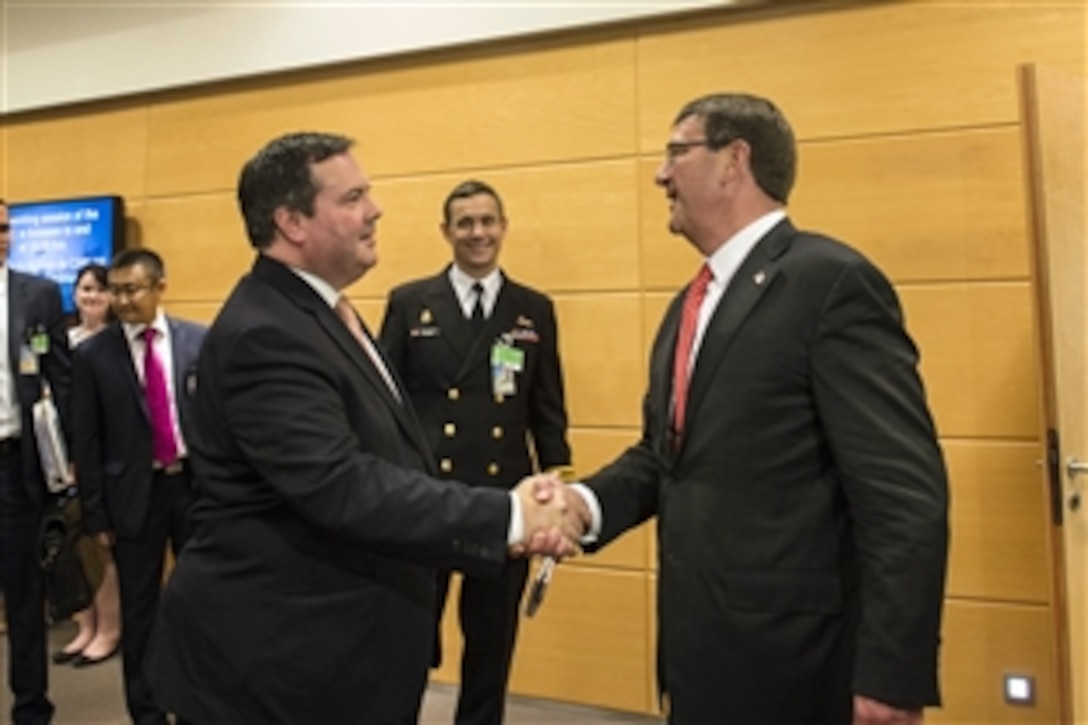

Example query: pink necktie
[671,264,713,440]
[142,326,178,465]
[335,296,401,402]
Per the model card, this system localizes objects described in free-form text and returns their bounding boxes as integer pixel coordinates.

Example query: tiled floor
[0,621,664,724]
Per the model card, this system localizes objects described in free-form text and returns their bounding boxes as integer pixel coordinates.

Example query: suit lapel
[252,257,431,456]
[456,275,515,381]
[106,322,149,423]
[424,274,473,362]
[682,220,794,433]
[653,293,684,453]
[8,272,26,375]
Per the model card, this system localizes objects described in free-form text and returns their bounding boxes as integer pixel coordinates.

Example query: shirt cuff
[568,482,601,544]
[507,490,522,546]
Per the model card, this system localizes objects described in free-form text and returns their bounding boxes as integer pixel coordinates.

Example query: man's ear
[273,206,305,245]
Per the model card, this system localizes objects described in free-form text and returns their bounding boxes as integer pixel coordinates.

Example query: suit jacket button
[448,388,460,401]
[440,458,453,473]
[444,423,456,437]
[487,463,499,476]
[491,426,503,439]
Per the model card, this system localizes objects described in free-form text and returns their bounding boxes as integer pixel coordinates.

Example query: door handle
[1068,457,1086,512]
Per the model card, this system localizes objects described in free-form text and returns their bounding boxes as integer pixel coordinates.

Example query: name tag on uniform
[491,341,524,399]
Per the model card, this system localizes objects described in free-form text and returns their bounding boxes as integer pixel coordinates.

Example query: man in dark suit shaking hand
[564,93,950,724]
[145,132,577,725]
[72,248,206,724]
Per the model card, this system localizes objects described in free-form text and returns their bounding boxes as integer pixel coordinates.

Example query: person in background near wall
[380,179,571,725]
[555,92,949,724]
[0,198,73,725]
[72,249,206,725]
[52,263,122,669]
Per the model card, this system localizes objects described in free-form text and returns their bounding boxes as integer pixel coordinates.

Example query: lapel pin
[753,271,766,285]
[420,309,433,324]
[516,315,534,327]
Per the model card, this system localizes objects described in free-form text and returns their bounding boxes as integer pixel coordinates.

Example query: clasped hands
[509,473,590,558]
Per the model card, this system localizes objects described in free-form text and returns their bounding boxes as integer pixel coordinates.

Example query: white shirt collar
[291,266,340,308]
[448,264,502,312]
[704,209,787,290]
[122,308,168,341]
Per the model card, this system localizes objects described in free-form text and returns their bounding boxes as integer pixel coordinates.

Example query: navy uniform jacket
[380,267,570,489]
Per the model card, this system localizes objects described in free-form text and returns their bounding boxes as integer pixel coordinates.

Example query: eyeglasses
[0,223,10,233]
[664,139,714,163]
[108,283,154,299]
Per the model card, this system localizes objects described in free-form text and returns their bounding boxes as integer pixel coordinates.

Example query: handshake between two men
[509,473,591,559]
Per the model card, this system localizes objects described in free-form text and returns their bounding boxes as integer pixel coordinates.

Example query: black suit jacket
[72,317,206,538]
[147,256,514,724]
[7,269,72,503]
[380,267,570,489]
[586,219,948,722]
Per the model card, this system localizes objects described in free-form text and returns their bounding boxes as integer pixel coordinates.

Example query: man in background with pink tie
[561,92,950,724]
[72,248,206,725]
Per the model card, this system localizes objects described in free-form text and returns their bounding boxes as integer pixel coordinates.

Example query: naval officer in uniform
[380,179,571,725]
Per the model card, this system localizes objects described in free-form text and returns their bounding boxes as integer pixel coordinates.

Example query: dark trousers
[0,442,53,725]
[113,465,194,725]
[435,558,529,725]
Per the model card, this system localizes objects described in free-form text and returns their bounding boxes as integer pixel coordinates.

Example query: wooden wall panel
[944,440,1052,604]
[510,567,652,713]
[353,160,642,301]
[791,127,1030,284]
[554,294,643,428]
[642,127,1032,291]
[163,301,221,326]
[901,283,1040,439]
[4,106,148,201]
[0,126,7,197]
[638,158,702,291]
[568,428,649,572]
[936,600,1058,722]
[637,2,1086,147]
[146,37,637,197]
[136,194,253,303]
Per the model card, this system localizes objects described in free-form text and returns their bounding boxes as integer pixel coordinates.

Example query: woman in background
[53,263,122,667]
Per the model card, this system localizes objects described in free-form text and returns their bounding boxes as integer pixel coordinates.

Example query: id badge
[19,344,40,375]
[491,342,524,399]
[29,326,50,356]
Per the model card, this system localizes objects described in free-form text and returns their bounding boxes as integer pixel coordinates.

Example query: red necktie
[142,326,178,465]
[671,264,713,440]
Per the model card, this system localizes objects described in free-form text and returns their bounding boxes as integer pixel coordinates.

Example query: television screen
[7,195,125,314]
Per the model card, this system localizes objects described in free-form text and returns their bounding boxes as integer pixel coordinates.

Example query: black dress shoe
[71,646,119,668]
[51,649,82,665]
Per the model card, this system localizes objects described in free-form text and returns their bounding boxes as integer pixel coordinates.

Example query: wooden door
[1020,62,1087,724]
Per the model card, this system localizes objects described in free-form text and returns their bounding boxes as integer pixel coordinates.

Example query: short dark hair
[111,248,165,281]
[75,263,109,290]
[237,132,355,248]
[442,180,504,228]
[675,93,796,204]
